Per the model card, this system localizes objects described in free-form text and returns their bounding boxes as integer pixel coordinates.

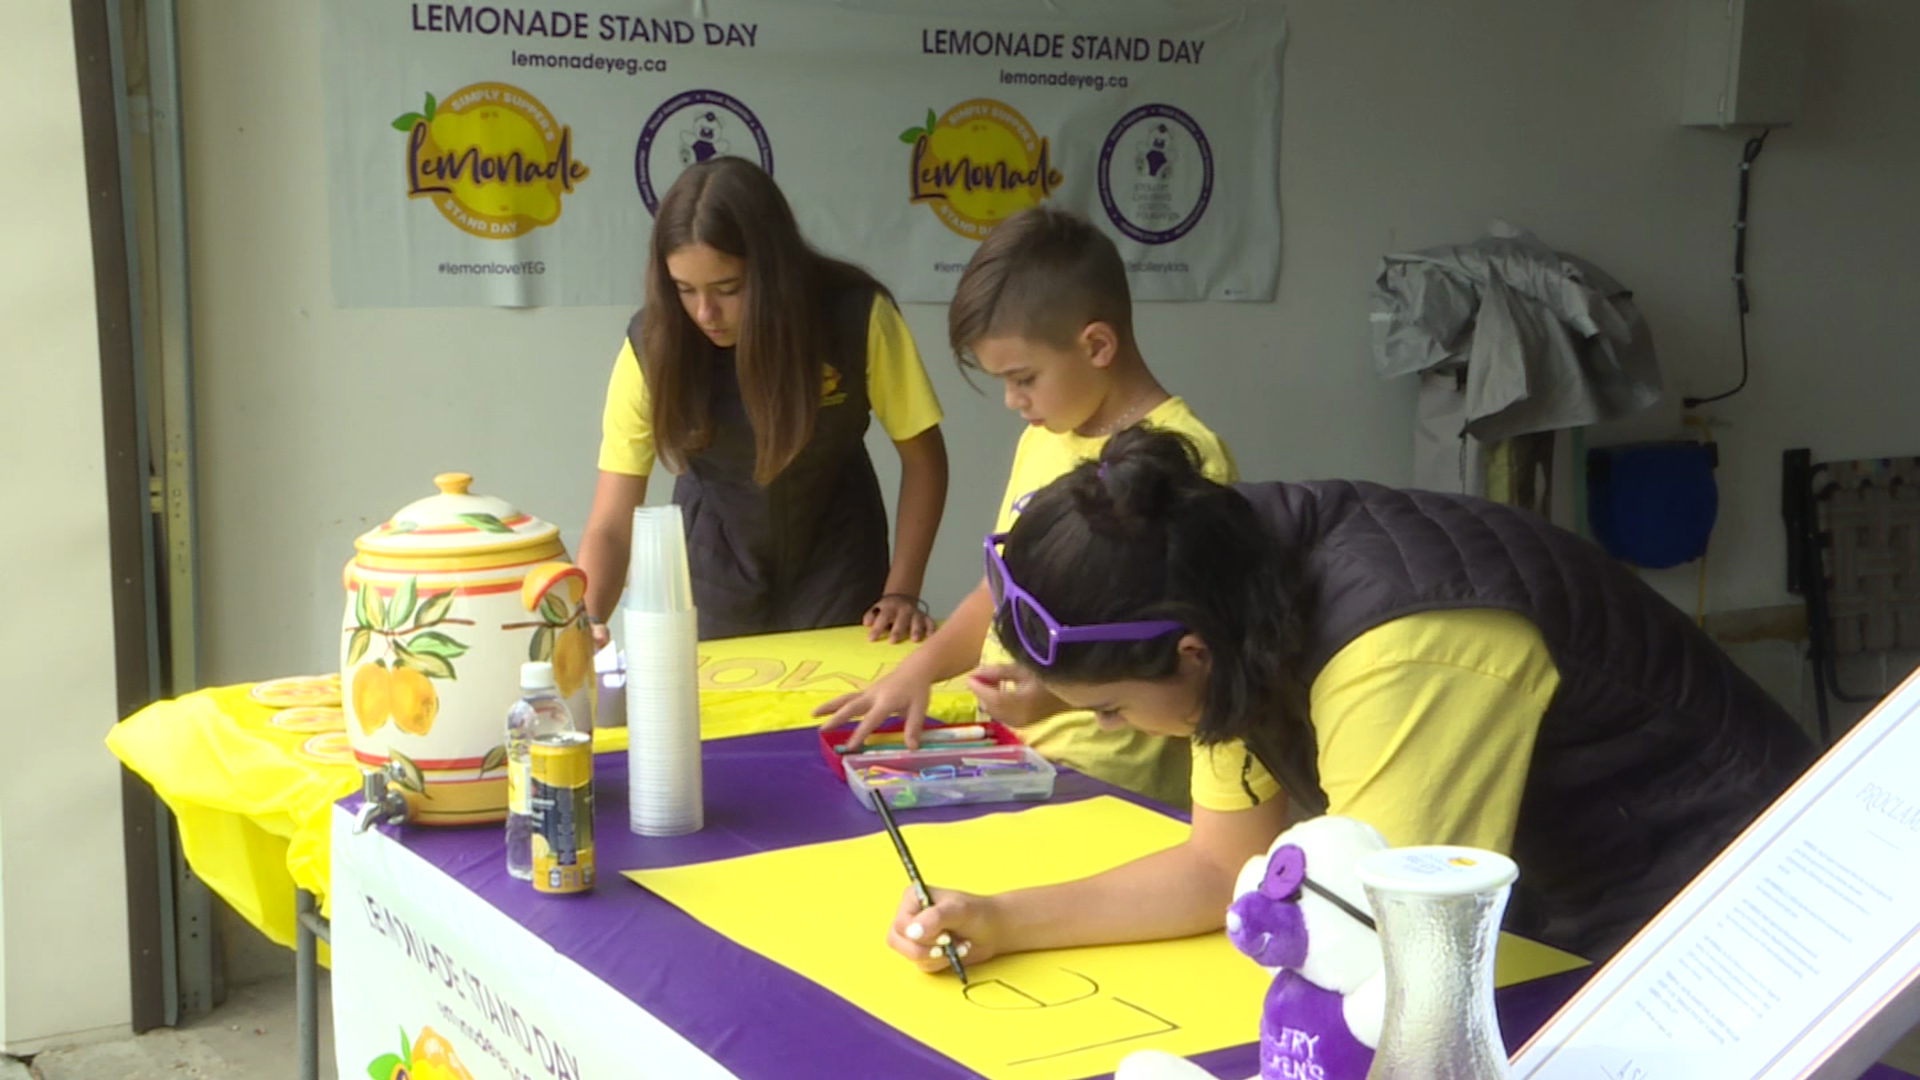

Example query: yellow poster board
[595,624,979,749]
[627,797,1586,1080]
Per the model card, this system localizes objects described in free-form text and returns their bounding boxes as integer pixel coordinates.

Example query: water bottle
[506,662,574,880]
[1357,846,1519,1080]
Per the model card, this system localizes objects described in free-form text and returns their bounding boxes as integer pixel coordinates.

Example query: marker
[871,792,969,985]
[863,725,989,745]
[837,739,998,755]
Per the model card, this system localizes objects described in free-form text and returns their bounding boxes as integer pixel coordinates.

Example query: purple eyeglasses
[984,532,1185,667]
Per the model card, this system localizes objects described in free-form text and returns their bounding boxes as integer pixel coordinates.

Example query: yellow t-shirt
[1191,608,1560,856]
[597,294,943,477]
[985,398,1239,808]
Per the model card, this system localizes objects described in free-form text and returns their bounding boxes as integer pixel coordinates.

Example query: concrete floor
[14,972,334,1080]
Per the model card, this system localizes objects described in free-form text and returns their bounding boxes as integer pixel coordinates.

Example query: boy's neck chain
[1083,393,1161,437]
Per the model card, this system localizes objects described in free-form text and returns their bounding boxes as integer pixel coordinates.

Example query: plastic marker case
[819,719,1054,811]
[843,744,1056,812]
[815,717,1024,769]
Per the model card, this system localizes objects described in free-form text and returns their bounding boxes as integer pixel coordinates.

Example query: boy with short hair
[817,207,1236,806]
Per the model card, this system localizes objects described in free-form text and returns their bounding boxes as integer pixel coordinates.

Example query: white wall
[0,0,134,1050]
[182,1,1920,686]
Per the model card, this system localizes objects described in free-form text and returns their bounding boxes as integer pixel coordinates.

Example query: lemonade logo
[395,83,590,239]
[903,100,1064,240]
[367,1024,476,1080]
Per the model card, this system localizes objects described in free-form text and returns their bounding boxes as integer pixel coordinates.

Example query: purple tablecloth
[350,728,1916,1079]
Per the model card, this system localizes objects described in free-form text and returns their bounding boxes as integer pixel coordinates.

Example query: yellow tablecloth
[105,625,974,949]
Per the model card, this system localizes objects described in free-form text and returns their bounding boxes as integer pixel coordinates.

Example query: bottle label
[530,735,595,894]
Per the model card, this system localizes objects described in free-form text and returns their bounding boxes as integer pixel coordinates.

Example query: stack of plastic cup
[622,505,703,837]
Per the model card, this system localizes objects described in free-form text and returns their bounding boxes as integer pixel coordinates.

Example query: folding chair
[1783,449,1920,744]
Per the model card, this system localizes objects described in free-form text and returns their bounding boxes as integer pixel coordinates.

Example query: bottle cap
[1355,846,1518,897]
[520,661,557,692]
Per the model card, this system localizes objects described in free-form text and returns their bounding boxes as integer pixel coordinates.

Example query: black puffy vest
[1235,480,1816,961]
[625,284,889,640]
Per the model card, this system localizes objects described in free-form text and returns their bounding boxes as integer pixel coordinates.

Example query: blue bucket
[1586,441,1718,569]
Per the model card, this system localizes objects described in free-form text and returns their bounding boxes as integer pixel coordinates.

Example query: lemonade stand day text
[409,4,759,48]
[363,893,586,1080]
[920,27,1209,64]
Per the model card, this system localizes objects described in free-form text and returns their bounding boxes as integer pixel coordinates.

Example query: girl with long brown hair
[578,157,949,641]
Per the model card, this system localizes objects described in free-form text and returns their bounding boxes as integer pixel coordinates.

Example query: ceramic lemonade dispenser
[342,473,594,825]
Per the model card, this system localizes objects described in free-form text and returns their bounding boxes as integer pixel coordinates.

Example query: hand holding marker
[872,792,969,984]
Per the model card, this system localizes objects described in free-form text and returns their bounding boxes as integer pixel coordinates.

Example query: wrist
[883,569,926,597]
[878,592,931,618]
[977,892,1032,955]
[893,648,940,684]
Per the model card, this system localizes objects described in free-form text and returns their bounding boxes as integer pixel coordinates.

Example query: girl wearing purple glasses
[888,427,1814,973]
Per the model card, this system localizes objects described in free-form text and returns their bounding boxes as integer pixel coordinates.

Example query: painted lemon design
[521,563,586,612]
[523,562,591,697]
[351,663,391,735]
[554,624,593,697]
[390,666,440,736]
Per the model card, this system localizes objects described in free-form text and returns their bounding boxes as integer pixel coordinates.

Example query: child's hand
[888,887,1002,973]
[590,621,611,650]
[865,594,934,644]
[814,668,933,750]
[969,664,1066,728]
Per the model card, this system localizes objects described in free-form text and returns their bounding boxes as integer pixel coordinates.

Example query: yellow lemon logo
[368,1025,477,1080]
[904,100,1064,240]
[395,83,590,239]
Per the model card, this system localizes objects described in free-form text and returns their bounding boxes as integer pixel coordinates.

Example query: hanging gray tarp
[1370,220,1663,445]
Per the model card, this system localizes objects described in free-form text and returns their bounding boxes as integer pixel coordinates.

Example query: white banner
[329,807,739,1080]
[322,0,1286,308]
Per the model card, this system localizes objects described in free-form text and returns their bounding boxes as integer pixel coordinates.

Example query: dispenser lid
[1355,846,1518,897]
[355,473,560,558]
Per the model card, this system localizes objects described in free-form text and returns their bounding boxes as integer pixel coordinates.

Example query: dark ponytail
[995,427,1312,752]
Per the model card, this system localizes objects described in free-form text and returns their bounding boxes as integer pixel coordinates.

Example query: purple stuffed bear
[1118,816,1390,1080]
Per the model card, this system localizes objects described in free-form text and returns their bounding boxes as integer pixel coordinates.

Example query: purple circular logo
[633,90,773,214]
[1097,104,1213,246]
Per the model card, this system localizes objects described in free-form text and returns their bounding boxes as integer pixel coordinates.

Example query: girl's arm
[868,425,949,642]
[887,793,1291,968]
[576,471,648,645]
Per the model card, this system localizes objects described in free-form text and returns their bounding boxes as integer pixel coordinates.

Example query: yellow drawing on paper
[625,797,1585,1080]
